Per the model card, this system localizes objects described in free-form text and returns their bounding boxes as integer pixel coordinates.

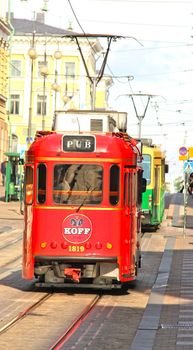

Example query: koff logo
[62,214,92,244]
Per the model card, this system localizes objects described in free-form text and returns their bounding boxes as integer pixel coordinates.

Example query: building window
[11,60,21,77]
[37,94,47,115]
[10,94,20,115]
[65,62,75,77]
[38,60,48,77]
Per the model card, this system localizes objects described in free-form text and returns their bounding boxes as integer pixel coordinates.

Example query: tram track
[0,227,167,350]
[49,294,101,350]
[0,291,103,350]
[0,227,22,247]
[0,292,52,335]
[0,254,21,270]
[0,235,22,250]
[0,214,167,350]
[0,230,22,274]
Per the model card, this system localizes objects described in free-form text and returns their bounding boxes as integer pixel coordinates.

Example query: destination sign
[63,135,95,152]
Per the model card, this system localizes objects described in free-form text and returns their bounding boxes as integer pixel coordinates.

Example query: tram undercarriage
[34,258,133,289]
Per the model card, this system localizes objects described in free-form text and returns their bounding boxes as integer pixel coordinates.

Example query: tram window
[124,172,131,206]
[132,172,137,204]
[141,154,151,185]
[109,165,120,205]
[137,171,143,206]
[53,164,103,205]
[37,163,46,204]
[162,160,166,184]
[124,173,127,205]
[24,166,33,205]
[128,173,131,206]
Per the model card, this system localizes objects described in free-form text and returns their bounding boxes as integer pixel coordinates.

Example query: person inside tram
[54,165,79,203]
[53,164,102,204]
[67,165,102,204]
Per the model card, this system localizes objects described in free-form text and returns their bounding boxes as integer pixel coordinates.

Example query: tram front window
[53,164,103,205]
[141,154,151,185]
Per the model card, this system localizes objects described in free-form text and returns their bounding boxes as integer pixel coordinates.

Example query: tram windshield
[53,164,103,205]
[141,154,151,185]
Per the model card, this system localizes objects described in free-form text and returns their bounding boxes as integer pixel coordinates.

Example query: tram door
[153,166,160,222]
[124,170,137,274]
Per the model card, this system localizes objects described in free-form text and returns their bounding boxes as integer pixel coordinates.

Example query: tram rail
[0,292,52,335]
[49,295,101,350]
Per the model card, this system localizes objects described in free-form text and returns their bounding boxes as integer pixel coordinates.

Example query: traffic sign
[179,146,188,156]
[189,147,193,158]
[184,161,193,174]
[179,155,188,161]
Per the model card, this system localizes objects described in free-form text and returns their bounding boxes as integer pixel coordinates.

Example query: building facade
[9,13,113,154]
[0,7,11,176]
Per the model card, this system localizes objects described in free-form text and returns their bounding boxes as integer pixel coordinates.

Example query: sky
[9,0,193,183]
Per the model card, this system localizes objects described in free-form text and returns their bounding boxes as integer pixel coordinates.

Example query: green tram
[141,143,167,230]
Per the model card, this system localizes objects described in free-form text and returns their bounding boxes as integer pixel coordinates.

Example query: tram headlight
[25,184,33,204]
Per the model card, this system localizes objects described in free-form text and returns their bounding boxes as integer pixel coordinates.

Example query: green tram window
[24,166,33,205]
[37,163,46,204]
[109,165,120,205]
[53,164,103,205]
[141,154,151,185]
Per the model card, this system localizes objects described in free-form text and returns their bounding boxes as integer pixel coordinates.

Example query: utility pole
[28,31,37,146]
[130,94,151,140]
[128,93,159,141]
[117,93,158,140]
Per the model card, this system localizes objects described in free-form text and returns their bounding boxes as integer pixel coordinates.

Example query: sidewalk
[167,192,193,229]
[0,185,22,220]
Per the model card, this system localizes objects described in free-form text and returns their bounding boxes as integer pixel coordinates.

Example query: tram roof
[143,144,165,159]
[27,132,138,164]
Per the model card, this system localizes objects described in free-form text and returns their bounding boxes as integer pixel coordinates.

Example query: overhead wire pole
[62,34,143,110]
[71,34,120,110]
[130,95,151,140]
[117,93,160,140]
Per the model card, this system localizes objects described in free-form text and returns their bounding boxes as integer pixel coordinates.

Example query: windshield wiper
[76,186,96,212]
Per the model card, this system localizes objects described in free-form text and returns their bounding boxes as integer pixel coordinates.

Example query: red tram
[23,131,145,289]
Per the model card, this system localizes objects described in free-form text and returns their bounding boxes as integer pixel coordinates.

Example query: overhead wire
[66,0,193,134]
[66,0,130,83]
[92,0,193,3]
[83,19,192,29]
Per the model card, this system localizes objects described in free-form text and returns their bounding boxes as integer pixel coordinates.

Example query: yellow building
[9,13,113,154]
[0,8,11,174]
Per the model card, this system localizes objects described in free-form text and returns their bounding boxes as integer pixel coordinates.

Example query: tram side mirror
[165,164,169,174]
[142,178,147,193]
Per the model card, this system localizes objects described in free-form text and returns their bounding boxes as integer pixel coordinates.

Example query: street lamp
[51,70,60,118]
[27,31,37,145]
[51,47,62,116]
[40,41,49,131]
